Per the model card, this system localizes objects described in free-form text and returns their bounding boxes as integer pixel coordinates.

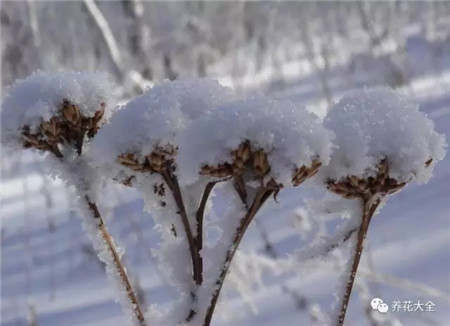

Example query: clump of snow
[177,95,334,187]
[88,77,234,182]
[1,70,117,148]
[320,87,446,184]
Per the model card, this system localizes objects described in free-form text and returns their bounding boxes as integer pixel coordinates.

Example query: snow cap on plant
[89,77,234,186]
[177,94,334,188]
[320,87,446,199]
[1,71,117,158]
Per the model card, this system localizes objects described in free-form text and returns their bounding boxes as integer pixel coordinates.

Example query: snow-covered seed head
[177,95,334,187]
[88,77,235,186]
[116,144,178,186]
[20,100,106,157]
[1,71,116,157]
[199,142,271,180]
[327,158,406,199]
[201,141,253,178]
[199,140,321,190]
[321,87,446,197]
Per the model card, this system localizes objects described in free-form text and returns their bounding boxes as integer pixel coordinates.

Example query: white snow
[320,87,447,184]
[177,94,334,187]
[1,71,117,148]
[88,77,234,184]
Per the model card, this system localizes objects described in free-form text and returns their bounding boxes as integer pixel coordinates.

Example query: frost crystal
[320,87,446,184]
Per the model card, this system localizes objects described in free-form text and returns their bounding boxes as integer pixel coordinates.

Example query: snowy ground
[2,61,450,325]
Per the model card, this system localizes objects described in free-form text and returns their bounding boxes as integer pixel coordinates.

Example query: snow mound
[89,77,234,181]
[320,87,446,184]
[1,70,117,148]
[177,95,334,187]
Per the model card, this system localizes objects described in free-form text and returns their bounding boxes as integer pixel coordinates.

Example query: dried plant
[199,141,322,326]
[116,138,324,325]
[18,100,146,326]
[326,158,428,326]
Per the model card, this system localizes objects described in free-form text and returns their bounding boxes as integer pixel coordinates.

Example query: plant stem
[185,180,224,323]
[337,195,381,326]
[203,187,273,326]
[161,169,202,285]
[196,181,218,281]
[86,197,146,326]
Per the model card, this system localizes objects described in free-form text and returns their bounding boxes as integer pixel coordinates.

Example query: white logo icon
[371,298,388,313]
[377,303,389,313]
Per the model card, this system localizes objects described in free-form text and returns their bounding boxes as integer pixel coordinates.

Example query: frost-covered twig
[195,181,221,286]
[319,87,446,325]
[160,165,202,286]
[1,72,146,326]
[84,197,146,325]
[295,219,358,262]
[203,185,275,325]
[336,193,381,325]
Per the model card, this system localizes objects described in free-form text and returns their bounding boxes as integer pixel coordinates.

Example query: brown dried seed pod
[292,169,309,186]
[41,118,60,136]
[310,158,321,170]
[148,152,165,172]
[253,150,270,177]
[118,153,139,166]
[93,103,105,125]
[201,164,232,178]
[293,166,307,179]
[387,182,406,194]
[231,142,251,163]
[62,101,81,126]
[210,165,232,178]
[306,167,320,179]
[232,157,248,175]
[200,165,215,175]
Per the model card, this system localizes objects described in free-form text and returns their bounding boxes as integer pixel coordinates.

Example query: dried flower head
[292,158,322,187]
[321,87,446,186]
[116,144,178,186]
[1,71,116,157]
[326,158,409,199]
[21,100,106,157]
[200,141,322,191]
[177,95,333,187]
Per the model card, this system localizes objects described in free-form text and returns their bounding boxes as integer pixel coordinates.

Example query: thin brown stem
[86,197,146,326]
[161,169,202,285]
[337,195,382,326]
[203,187,274,326]
[196,181,218,279]
[48,139,145,325]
